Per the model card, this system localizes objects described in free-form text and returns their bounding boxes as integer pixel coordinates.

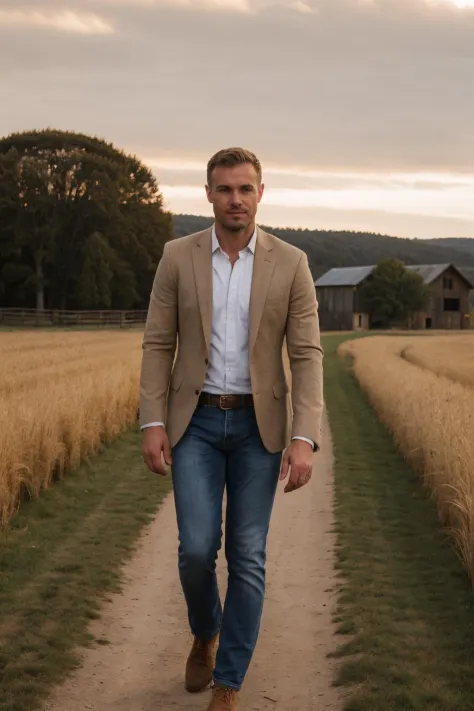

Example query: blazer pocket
[272,381,289,399]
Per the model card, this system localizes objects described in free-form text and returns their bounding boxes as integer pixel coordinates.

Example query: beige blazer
[139,227,324,453]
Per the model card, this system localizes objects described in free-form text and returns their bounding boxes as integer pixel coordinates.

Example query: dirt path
[45,417,342,711]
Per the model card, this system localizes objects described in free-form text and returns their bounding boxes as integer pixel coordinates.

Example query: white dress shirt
[203,225,255,394]
[142,225,313,449]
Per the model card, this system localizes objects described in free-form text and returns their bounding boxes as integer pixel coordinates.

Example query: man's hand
[279,439,314,493]
[143,426,172,476]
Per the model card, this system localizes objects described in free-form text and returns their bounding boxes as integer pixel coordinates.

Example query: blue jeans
[171,403,282,690]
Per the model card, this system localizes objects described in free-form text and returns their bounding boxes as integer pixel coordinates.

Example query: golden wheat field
[0,330,144,527]
[400,334,474,387]
[339,333,474,581]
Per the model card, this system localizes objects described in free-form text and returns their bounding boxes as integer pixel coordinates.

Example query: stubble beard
[226,222,247,233]
[222,214,254,233]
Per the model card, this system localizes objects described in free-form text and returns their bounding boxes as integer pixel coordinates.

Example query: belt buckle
[219,395,232,410]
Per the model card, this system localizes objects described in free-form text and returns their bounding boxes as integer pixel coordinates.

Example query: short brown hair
[207,147,262,186]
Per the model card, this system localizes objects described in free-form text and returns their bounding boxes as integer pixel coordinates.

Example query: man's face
[206,163,264,232]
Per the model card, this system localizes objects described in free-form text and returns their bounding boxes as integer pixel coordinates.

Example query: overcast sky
[1,0,474,238]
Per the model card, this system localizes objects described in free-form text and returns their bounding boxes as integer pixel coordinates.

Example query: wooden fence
[0,308,148,328]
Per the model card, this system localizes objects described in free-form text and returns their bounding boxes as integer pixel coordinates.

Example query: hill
[173,213,473,272]
[172,215,474,309]
[425,238,474,257]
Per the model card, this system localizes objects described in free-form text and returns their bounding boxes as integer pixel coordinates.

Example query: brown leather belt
[198,392,254,410]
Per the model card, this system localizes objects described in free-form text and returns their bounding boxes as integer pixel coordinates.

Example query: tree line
[1,131,473,312]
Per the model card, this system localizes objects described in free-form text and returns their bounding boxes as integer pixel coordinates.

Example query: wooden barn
[314,263,473,332]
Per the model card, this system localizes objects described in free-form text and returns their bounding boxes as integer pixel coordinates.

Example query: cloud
[145,157,474,188]
[84,0,252,10]
[2,1,473,174]
[161,180,474,221]
[142,0,251,11]
[153,156,474,236]
[0,8,114,34]
[1,0,474,237]
[78,0,474,8]
[160,187,474,239]
[291,1,317,12]
[433,0,474,7]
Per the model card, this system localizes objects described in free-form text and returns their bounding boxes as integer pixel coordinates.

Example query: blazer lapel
[249,227,276,353]
[192,228,213,352]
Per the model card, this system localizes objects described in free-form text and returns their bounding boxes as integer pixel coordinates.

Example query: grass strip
[0,428,171,711]
[322,334,474,711]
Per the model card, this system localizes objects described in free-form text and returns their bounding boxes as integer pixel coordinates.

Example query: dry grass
[0,331,144,528]
[401,334,474,387]
[324,334,474,710]
[338,334,474,583]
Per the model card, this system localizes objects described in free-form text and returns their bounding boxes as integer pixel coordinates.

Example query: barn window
[443,277,453,290]
[444,298,460,312]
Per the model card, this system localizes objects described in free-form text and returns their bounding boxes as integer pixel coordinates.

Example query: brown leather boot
[206,685,238,710]
[185,634,218,692]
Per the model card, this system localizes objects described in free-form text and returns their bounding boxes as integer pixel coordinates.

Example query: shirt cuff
[292,435,315,450]
[140,422,165,430]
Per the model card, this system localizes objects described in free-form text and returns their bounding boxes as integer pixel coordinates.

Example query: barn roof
[314,266,375,287]
[315,263,474,289]
[405,264,451,284]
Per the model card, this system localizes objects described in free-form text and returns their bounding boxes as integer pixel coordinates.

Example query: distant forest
[173,215,474,307]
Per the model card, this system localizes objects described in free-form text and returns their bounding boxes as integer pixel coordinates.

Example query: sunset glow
[1,0,473,239]
[427,0,474,7]
[160,182,474,221]
[450,0,474,7]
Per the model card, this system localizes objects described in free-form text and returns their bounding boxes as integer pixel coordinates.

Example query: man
[139,147,323,710]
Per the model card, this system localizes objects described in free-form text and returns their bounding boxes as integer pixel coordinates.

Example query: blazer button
[205,358,209,365]
[195,390,200,395]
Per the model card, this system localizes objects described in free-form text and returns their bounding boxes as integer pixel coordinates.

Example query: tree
[0,129,173,310]
[360,258,430,328]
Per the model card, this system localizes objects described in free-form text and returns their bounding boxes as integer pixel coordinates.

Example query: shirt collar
[211,224,257,255]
